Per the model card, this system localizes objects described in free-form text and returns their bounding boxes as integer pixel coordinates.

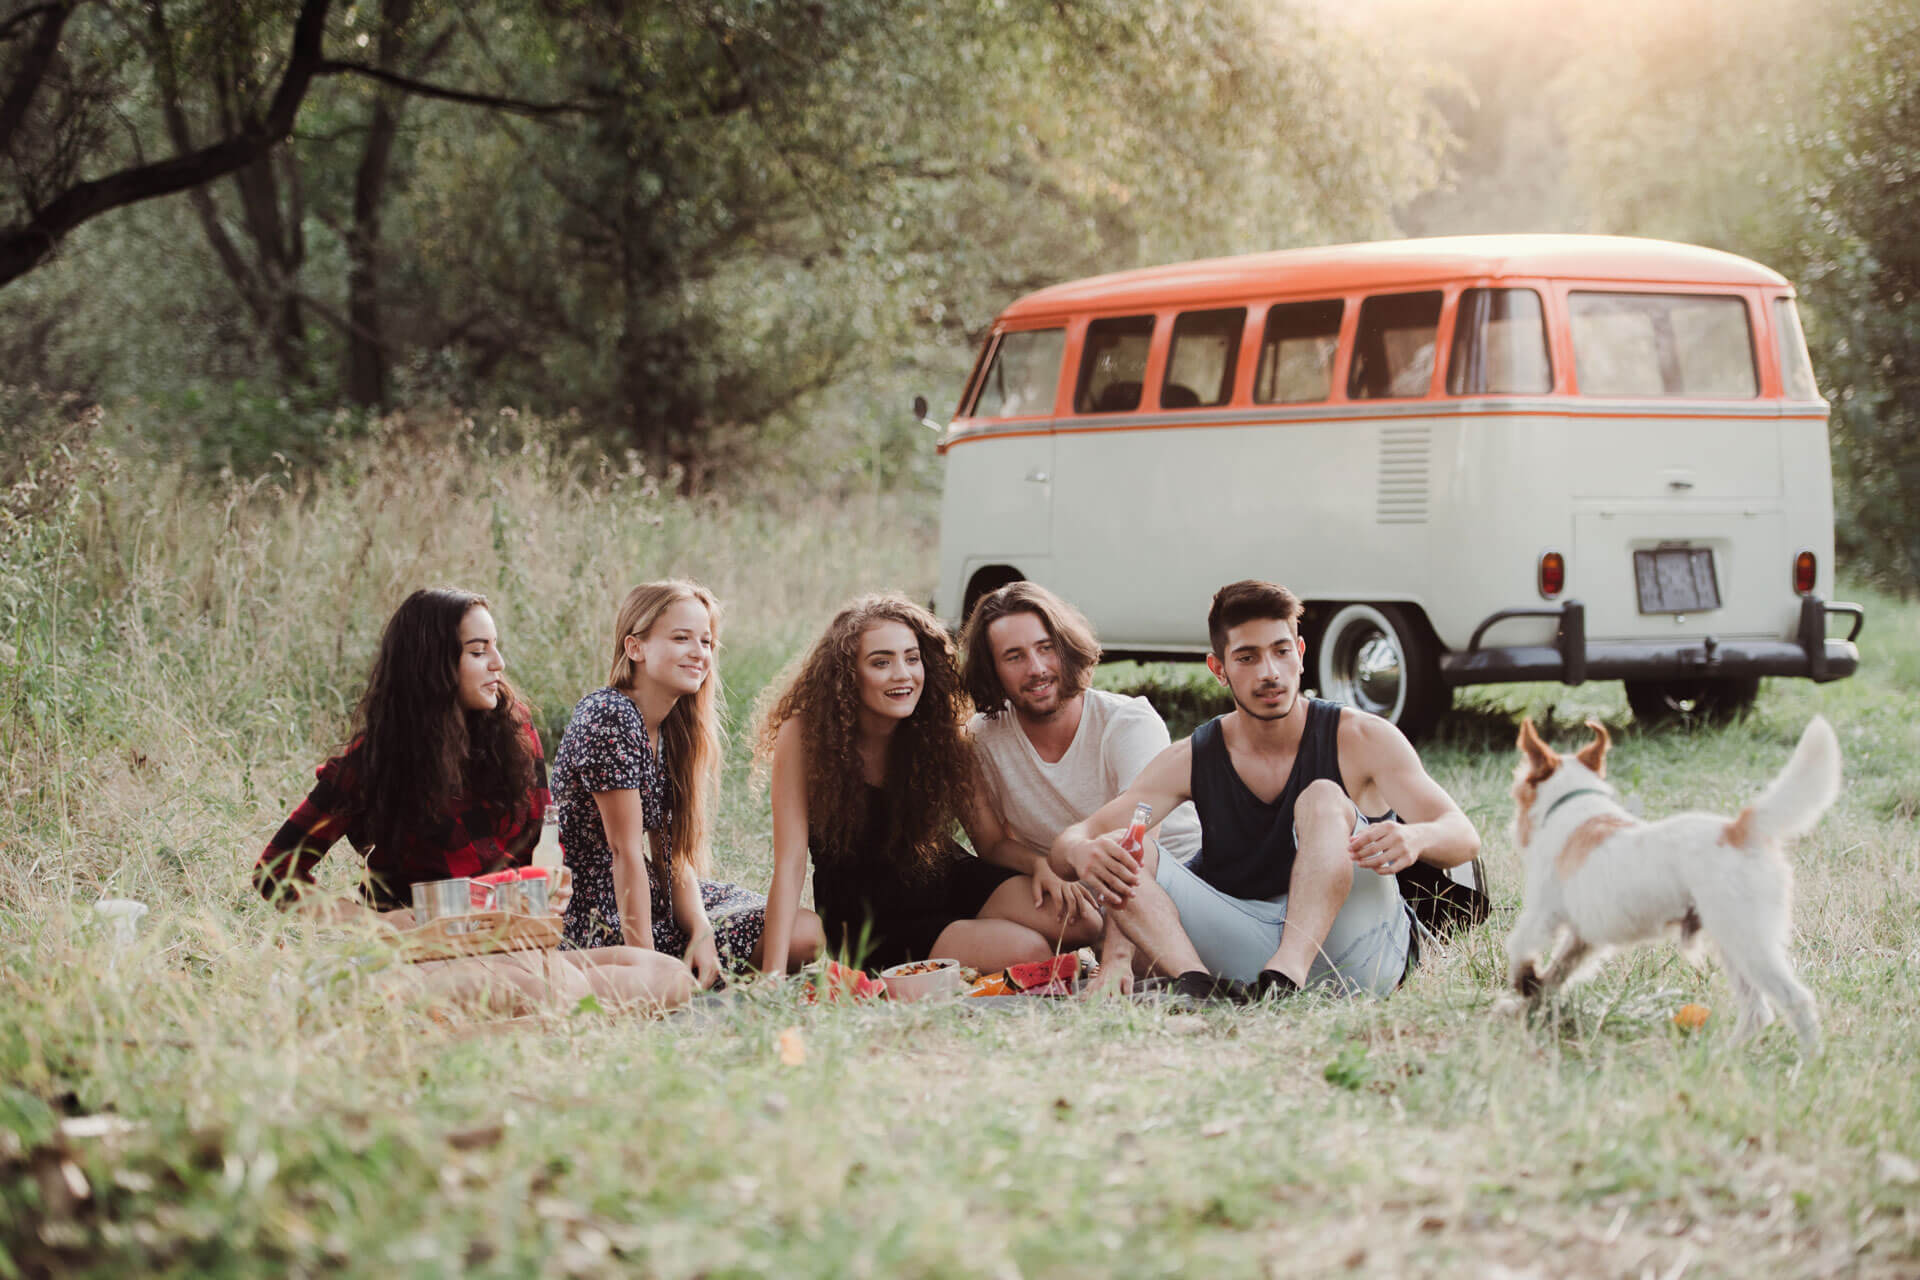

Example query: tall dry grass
[1,406,931,921]
[2,402,1917,1277]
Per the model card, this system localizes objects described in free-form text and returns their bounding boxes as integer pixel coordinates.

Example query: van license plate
[1634,547,1720,614]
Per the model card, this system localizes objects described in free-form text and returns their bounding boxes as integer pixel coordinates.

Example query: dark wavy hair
[755,594,974,877]
[1207,579,1302,655]
[349,587,537,854]
[958,580,1101,718]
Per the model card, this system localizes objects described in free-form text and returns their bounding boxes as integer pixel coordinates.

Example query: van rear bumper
[1439,596,1864,688]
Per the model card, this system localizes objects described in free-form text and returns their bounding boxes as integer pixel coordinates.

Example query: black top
[1188,698,1354,901]
[810,784,1014,971]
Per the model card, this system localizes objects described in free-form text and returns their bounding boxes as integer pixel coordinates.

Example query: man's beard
[1011,678,1066,721]
[1231,682,1300,723]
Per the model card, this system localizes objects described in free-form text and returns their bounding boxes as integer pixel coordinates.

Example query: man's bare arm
[1340,714,1480,875]
[1049,739,1195,902]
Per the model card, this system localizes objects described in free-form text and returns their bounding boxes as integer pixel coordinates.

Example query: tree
[2,0,581,403]
[408,0,1446,459]
[1794,0,1920,589]
[0,0,330,288]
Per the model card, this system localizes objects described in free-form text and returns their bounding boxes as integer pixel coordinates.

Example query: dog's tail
[1724,715,1841,849]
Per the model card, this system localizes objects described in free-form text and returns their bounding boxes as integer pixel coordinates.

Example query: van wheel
[1624,677,1760,725]
[1315,603,1449,740]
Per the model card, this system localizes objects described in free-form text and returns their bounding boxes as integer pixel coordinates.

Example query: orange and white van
[932,235,1863,736]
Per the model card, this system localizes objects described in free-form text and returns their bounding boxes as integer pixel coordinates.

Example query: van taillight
[1793,550,1816,595]
[1539,551,1566,599]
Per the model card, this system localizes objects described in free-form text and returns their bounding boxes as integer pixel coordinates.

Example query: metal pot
[410,878,478,932]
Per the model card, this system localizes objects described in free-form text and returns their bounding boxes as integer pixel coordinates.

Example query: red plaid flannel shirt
[254,720,550,910]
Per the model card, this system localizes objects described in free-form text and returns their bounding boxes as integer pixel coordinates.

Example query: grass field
[3,414,1917,1277]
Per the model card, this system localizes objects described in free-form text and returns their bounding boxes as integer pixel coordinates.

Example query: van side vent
[1376,423,1431,524]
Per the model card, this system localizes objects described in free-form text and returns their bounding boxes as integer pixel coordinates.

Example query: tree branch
[0,0,75,156]
[312,60,590,117]
[0,1,63,45]
[0,0,333,288]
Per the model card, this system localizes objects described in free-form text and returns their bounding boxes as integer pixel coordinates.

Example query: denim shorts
[1155,805,1412,996]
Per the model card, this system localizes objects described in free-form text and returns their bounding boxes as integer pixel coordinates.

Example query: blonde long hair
[608,580,724,878]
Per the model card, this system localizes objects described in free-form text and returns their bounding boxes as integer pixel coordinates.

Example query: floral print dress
[553,687,766,967]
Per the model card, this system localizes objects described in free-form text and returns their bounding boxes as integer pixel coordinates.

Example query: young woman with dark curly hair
[255,587,693,1015]
[755,594,1100,974]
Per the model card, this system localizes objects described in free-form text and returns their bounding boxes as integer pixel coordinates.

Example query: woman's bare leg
[397,953,583,1016]
[928,918,1055,971]
[976,876,1101,952]
[557,947,694,1013]
[751,908,825,973]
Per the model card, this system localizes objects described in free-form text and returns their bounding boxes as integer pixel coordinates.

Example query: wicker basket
[399,910,563,964]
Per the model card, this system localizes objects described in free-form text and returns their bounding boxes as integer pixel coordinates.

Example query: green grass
[3,411,1917,1277]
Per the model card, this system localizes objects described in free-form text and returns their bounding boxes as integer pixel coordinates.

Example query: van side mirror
[910,394,941,432]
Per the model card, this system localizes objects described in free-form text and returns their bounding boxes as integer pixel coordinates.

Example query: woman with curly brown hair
[756,594,1100,974]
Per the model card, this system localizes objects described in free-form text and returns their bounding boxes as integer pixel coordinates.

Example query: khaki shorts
[1156,804,1412,996]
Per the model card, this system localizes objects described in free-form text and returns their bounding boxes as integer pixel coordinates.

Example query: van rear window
[1447,288,1551,394]
[1772,298,1818,400]
[1163,309,1244,408]
[970,328,1065,418]
[1569,292,1757,398]
[1076,316,1155,414]
[1349,292,1442,399]
[1254,300,1343,404]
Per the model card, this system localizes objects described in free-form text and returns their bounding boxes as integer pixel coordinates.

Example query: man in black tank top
[1051,581,1480,999]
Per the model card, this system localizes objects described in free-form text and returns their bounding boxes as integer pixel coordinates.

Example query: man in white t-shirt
[959,581,1201,993]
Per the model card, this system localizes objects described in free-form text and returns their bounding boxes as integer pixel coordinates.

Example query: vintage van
[932,235,1863,737]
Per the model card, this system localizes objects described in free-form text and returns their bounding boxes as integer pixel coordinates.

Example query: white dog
[1504,715,1840,1050]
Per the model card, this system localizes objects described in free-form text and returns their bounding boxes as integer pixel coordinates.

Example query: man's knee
[1297,778,1351,826]
[1297,780,1356,844]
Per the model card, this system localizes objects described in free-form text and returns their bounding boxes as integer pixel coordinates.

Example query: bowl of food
[880,957,965,1003]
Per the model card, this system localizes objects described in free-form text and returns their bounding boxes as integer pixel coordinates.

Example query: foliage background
[9,0,1918,590]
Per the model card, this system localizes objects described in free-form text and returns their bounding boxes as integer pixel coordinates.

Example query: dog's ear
[1574,718,1611,777]
[1517,718,1560,784]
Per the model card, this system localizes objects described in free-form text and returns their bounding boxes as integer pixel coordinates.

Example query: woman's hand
[548,866,574,915]
[1031,861,1088,924]
[686,930,721,990]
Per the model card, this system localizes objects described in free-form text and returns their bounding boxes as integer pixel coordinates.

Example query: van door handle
[1025,470,1049,484]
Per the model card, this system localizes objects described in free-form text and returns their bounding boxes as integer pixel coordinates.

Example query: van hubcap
[1330,623,1404,716]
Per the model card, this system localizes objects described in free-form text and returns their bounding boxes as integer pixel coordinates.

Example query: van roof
[997,234,1790,324]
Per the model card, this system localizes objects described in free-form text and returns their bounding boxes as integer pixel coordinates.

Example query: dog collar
[1541,787,1612,824]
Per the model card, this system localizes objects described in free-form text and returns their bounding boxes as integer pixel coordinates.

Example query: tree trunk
[345,96,399,408]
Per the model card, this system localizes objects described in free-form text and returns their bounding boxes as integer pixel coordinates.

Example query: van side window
[1772,298,1819,401]
[1348,291,1443,399]
[1162,308,1245,408]
[1447,288,1551,394]
[1075,315,1155,414]
[1254,299,1343,404]
[969,327,1066,418]
[1569,292,1757,397]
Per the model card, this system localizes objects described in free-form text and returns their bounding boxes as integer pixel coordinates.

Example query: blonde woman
[556,580,823,985]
